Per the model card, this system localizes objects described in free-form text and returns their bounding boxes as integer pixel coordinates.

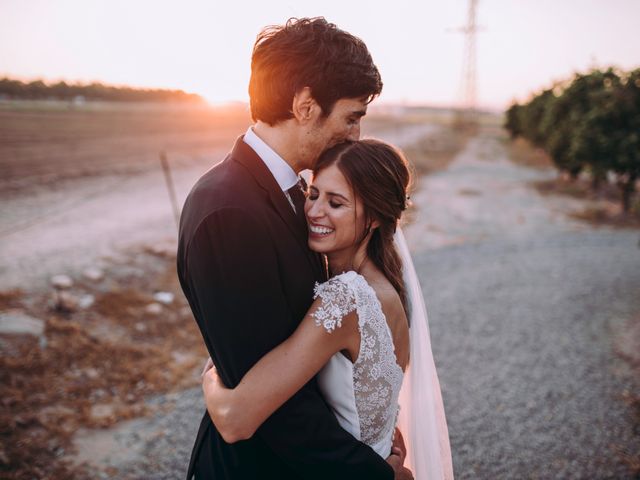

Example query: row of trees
[0,78,203,103]
[504,67,640,212]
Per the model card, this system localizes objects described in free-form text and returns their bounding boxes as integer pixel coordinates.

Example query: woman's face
[304,163,367,256]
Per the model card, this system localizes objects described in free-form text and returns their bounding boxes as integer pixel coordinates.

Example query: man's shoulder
[179,149,268,244]
[188,153,261,208]
[194,152,247,190]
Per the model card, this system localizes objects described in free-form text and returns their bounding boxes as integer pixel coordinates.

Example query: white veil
[394,227,454,480]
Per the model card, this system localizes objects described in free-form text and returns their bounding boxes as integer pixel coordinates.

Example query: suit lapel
[231,137,322,277]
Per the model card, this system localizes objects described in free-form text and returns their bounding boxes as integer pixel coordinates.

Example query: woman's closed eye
[307,193,342,209]
[307,185,348,209]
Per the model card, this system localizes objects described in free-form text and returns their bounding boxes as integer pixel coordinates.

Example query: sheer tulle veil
[394,228,454,480]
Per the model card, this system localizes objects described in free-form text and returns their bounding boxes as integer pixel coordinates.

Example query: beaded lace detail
[313,271,404,447]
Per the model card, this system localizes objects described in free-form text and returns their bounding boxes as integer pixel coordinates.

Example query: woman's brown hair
[313,139,411,310]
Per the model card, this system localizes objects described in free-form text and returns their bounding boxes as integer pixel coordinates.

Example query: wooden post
[160,151,180,231]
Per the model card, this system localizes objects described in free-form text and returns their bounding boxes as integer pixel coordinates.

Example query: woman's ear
[370,218,381,230]
[291,87,319,124]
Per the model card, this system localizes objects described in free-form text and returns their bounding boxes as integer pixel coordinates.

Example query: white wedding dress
[313,270,404,458]
[313,229,454,480]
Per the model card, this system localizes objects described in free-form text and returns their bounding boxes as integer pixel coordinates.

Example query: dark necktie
[287,179,307,225]
[288,177,324,278]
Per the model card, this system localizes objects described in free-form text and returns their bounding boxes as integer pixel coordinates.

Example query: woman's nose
[305,198,324,219]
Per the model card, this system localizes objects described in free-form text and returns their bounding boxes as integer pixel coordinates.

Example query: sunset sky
[1,0,638,110]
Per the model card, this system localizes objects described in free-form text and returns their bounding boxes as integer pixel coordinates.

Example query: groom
[178,18,410,479]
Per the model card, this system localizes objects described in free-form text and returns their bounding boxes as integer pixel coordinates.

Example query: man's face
[300,97,368,170]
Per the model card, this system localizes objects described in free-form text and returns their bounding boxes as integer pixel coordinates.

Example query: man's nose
[347,124,361,141]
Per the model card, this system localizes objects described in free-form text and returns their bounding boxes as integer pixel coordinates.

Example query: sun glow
[1,0,638,109]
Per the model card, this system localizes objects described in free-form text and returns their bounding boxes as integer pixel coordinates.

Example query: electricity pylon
[452,0,481,128]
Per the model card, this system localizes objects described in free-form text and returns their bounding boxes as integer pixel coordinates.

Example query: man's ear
[292,87,319,124]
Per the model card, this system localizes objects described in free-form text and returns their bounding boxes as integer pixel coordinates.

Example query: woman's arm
[202,301,359,443]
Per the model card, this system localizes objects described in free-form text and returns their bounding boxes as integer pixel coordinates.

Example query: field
[0,102,251,189]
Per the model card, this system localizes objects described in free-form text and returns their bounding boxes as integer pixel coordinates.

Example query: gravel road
[73,131,640,479]
[408,134,640,478]
[419,230,640,479]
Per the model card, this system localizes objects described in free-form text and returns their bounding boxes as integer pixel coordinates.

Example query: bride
[202,139,453,480]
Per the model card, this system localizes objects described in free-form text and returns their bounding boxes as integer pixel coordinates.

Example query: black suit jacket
[177,137,393,479]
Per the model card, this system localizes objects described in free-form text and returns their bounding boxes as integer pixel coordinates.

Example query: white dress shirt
[243,127,299,211]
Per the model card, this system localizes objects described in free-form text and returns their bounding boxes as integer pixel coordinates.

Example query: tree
[521,89,554,148]
[504,103,523,139]
[0,77,203,103]
[565,69,622,189]
[506,67,640,212]
[539,86,583,179]
[611,68,640,212]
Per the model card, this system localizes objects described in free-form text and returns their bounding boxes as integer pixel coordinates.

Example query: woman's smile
[308,222,335,237]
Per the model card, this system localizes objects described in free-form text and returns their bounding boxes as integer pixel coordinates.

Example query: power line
[449,0,484,127]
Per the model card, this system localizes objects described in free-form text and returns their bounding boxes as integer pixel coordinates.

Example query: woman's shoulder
[312,272,360,333]
[317,270,399,307]
[313,268,404,317]
[358,268,401,306]
[314,270,362,297]
[359,269,407,330]
[374,283,403,314]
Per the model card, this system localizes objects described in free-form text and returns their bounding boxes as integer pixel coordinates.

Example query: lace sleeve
[311,274,357,333]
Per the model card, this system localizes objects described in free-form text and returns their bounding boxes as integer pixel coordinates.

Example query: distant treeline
[504,67,640,212]
[0,77,203,103]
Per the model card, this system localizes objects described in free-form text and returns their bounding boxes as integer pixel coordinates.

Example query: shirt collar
[243,126,298,192]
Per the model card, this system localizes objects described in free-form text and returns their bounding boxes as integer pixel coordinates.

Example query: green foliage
[540,91,582,178]
[0,77,203,103]
[522,89,555,148]
[504,67,640,212]
[504,104,523,139]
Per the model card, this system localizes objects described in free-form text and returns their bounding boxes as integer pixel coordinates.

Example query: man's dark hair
[249,17,383,125]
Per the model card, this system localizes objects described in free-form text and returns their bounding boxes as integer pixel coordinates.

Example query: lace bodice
[312,271,404,452]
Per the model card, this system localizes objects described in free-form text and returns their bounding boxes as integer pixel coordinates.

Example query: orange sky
[1,0,638,109]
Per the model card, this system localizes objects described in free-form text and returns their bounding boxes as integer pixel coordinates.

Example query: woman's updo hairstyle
[312,139,412,309]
